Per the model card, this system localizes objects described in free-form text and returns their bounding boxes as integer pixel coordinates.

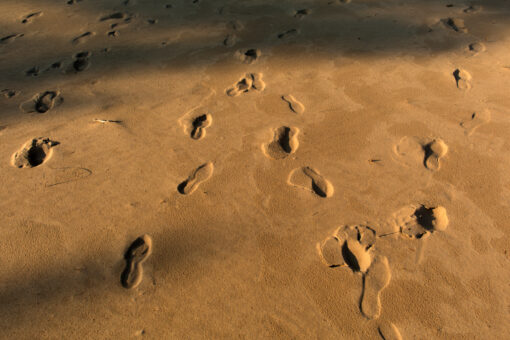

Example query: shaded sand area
[1,0,510,338]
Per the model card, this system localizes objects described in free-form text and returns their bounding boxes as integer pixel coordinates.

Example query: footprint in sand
[392,204,449,239]
[378,322,402,340]
[21,12,42,24]
[1,33,24,44]
[100,12,128,21]
[361,255,391,320]
[190,114,212,140]
[443,18,467,33]
[294,9,310,19]
[72,32,95,45]
[394,137,448,171]
[71,51,91,72]
[460,110,490,136]
[178,162,214,195]
[468,42,486,55]
[262,126,299,160]
[223,20,243,47]
[288,167,334,198]
[282,95,305,114]
[11,138,59,168]
[21,91,62,114]
[277,29,299,39]
[237,48,260,64]
[121,234,153,289]
[1,89,19,98]
[453,68,471,90]
[226,73,265,96]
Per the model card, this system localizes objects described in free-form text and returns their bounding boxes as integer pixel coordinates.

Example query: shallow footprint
[378,322,402,340]
[21,12,42,24]
[178,162,214,195]
[282,94,305,114]
[226,73,265,96]
[393,204,449,239]
[360,255,391,320]
[1,33,24,44]
[460,110,490,136]
[12,138,59,168]
[294,9,310,19]
[468,42,485,55]
[318,236,345,267]
[262,126,299,160]
[277,28,299,39]
[288,166,334,198]
[72,31,95,45]
[453,68,471,90]
[120,234,153,289]
[423,139,448,171]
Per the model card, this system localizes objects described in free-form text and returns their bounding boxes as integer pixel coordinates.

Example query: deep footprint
[360,255,391,320]
[443,17,467,33]
[21,91,61,113]
[178,162,214,195]
[282,94,305,114]
[12,138,59,168]
[288,166,334,198]
[453,68,471,90]
[226,73,265,96]
[72,51,91,72]
[393,204,449,239]
[423,139,448,171]
[190,114,212,140]
[237,48,260,64]
[263,126,299,160]
[120,234,153,289]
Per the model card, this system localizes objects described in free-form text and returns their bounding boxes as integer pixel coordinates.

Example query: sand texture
[0,0,509,338]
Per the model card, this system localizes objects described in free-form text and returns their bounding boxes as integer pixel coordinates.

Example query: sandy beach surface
[1,0,509,338]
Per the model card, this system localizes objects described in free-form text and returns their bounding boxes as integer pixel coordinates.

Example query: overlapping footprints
[393,204,449,239]
[262,126,299,160]
[394,136,448,171]
[121,234,153,289]
[178,162,214,195]
[318,225,390,320]
[288,167,334,198]
[12,137,59,168]
[226,73,265,96]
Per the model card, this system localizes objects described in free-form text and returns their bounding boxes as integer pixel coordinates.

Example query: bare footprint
[460,109,490,136]
[294,9,310,19]
[262,126,299,160]
[21,12,42,24]
[72,51,91,72]
[236,48,260,64]
[453,68,471,90]
[288,167,334,198]
[226,73,265,96]
[21,91,61,114]
[223,33,237,47]
[72,31,95,45]
[1,33,24,44]
[443,18,467,33]
[121,234,153,289]
[11,138,59,168]
[394,137,447,171]
[190,114,212,140]
[393,204,449,239]
[282,95,305,114]
[278,28,299,39]
[178,162,214,195]
[360,255,391,320]
[378,322,402,340]
[468,42,486,54]
[100,12,128,21]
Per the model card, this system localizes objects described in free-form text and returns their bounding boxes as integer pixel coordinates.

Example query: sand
[1,0,509,338]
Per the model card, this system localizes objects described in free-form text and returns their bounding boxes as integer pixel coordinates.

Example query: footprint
[288,167,334,198]
[423,139,448,171]
[237,48,260,64]
[72,31,95,45]
[443,18,467,33]
[21,12,42,24]
[360,255,391,320]
[453,68,471,90]
[294,9,310,19]
[460,110,491,136]
[178,162,214,195]
[468,42,486,54]
[282,95,305,114]
[21,91,61,114]
[11,138,59,168]
[394,137,447,171]
[393,204,449,239]
[464,5,482,13]
[263,126,299,160]
[318,236,345,267]
[277,28,299,39]
[226,73,265,96]
[190,114,212,140]
[378,322,402,340]
[100,12,127,21]
[120,234,153,289]
[25,66,40,77]
[1,89,19,98]
[1,33,24,44]
[72,51,91,72]
[223,33,237,47]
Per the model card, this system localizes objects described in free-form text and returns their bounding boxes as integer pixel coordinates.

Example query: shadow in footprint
[263,126,299,160]
[12,138,59,168]
[121,234,153,289]
[178,162,214,195]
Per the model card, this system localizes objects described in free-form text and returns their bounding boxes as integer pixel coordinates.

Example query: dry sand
[1,0,509,338]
